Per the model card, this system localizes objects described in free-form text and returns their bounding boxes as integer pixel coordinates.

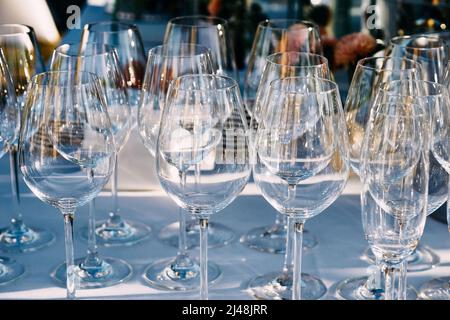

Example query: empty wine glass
[244,19,322,116]
[138,43,222,290]
[419,80,450,300]
[80,22,151,246]
[19,71,116,299]
[0,47,24,284]
[164,15,237,80]
[242,52,330,256]
[360,83,430,300]
[335,56,428,300]
[49,43,134,288]
[163,15,238,248]
[156,74,251,299]
[249,76,350,300]
[0,23,54,253]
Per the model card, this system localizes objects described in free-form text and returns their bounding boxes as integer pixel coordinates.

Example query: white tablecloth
[0,177,449,300]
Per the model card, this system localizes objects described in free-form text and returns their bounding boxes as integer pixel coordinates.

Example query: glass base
[363,245,439,272]
[335,276,418,300]
[52,256,132,289]
[0,225,55,253]
[0,256,25,286]
[159,221,234,249]
[80,219,151,247]
[143,257,221,291]
[247,271,327,300]
[419,277,450,300]
[240,225,318,254]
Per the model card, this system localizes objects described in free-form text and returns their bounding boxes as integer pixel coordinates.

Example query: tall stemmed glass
[336,56,429,300]
[162,15,238,249]
[0,24,54,253]
[164,15,237,79]
[0,48,24,284]
[419,80,450,300]
[244,19,322,116]
[19,71,116,299]
[360,84,430,300]
[138,44,222,290]
[49,43,133,288]
[80,22,151,246]
[250,76,350,300]
[242,52,330,256]
[156,74,250,299]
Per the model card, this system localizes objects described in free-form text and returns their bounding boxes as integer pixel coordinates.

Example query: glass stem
[199,217,209,300]
[63,212,76,299]
[8,146,24,232]
[177,208,188,258]
[447,180,450,232]
[109,155,122,223]
[383,264,396,300]
[282,216,294,274]
[83,199,100,267]
[397,259,407,300]
[292,218,304,300]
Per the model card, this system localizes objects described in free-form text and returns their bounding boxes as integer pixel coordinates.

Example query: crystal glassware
[138,43,222,290]
[81,22,152,246]
[156,74,251,299]
[19,71,116,299]
[49,43,134,288]
[249,76,349,300]
[0,23,54,253]
[360,81,430,300]
[242,52,330,256]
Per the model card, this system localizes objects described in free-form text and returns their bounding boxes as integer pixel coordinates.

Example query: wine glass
[164,15,237,80]
[80,22,151,246]
[49,43,134,288]
[242,52,330,259]
[244,19,322,116]
[163,15,238,248]
[0,47,24,285]
[249,76,350,300]
[360,83,430,300]
[19,71,116,299]
[335,56,429,300]
[138,43,222,290]
[156,74,251,299]
[0,23,54,253]
[419,80,450,300]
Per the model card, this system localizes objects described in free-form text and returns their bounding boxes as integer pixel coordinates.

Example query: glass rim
[170,74,238,92]
[266,51,328,68]
[258,19,319,32]
[357,56,419,71]
[30,70,101,88]
[389,34,446,51]
[83,21,139,33]
[0,23,33,37]
[54,43,117,58]
[269,76,338,95]
[148,43,211,58]
[379,79,449,97]
[167,15,228,28]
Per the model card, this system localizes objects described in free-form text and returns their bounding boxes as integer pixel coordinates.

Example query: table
[0,178,449,300]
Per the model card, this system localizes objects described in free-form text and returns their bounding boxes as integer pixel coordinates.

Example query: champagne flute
[163,15,238,248]
[335,56,429,300]
[156,74,251,299]
[0,47,24,284]
[49,43,134,288]
[360,82,430,300]
[0,23,54,253]
[80,21,151,246]
[138,43,221,290]
[19,71,116,299]
[243,52,330,258]
[250,76,349,300]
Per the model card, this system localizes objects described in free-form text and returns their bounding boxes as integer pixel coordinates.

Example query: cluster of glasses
[0,16,449,301]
